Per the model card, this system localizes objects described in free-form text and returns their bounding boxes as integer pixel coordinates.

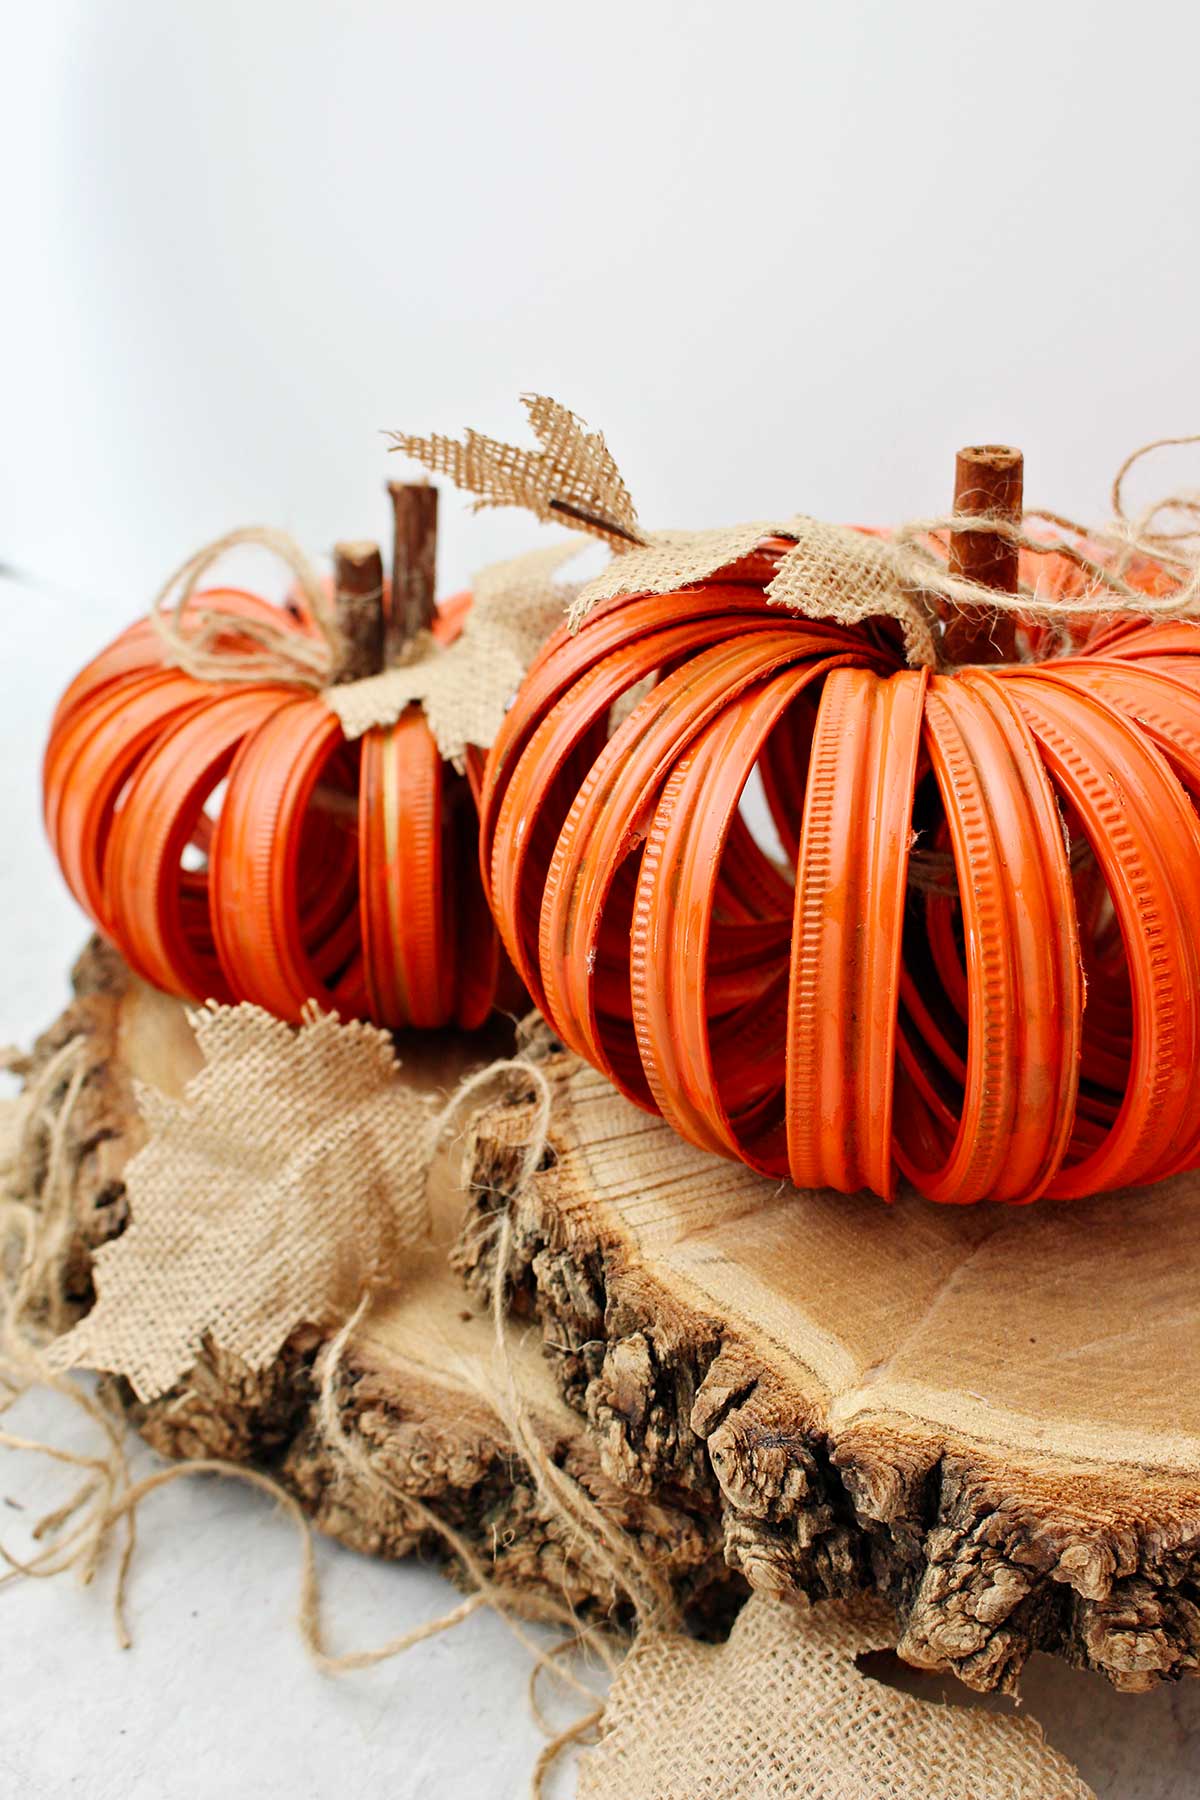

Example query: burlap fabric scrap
[49,1001,431,1401]
[569,519,950,668]
[579,1592,1095,1800]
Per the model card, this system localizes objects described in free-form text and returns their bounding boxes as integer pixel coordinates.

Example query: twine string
[890,505,1200,626]
[148,526,340,689]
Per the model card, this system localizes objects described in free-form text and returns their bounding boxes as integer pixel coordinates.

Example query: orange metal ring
[359,708,452,1029]
[486,609,802,1011]
[478,583,869,887]
[44,670,214,928]
[210,698,362,1020]
[480,540,1200,1205]
[1007,670,1200,1196]
[104,686,294,1000]
[538,632,877,1088]
[631,670,825,1169]
[787,667,928,1198]
[893,673,1082,1204]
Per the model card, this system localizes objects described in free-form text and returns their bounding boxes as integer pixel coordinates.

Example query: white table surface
[3,568,1200,1799]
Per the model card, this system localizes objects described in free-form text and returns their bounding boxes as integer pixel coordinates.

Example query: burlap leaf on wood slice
[49,1003,431,1402]
[579,1594,1095,1800]
[324,537,588,764]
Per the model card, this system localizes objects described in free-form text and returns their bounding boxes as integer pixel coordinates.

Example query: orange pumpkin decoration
[479,452,1200,1205]
[44,488,511,1030]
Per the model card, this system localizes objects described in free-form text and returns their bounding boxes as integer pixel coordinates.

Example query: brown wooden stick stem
[944,444,1023,665]
[547,497,645,546]
[332,540,385,682]
[387,482,439,662]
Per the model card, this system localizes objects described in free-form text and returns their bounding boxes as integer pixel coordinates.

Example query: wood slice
[21,941,734,1627]
[461,1049,1200,1694]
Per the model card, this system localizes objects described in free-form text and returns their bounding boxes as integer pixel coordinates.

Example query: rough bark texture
[16,941,735,1629]
[459,1049,1200,1695]
[22,936,153,1315]
[332,539,386,681]
[387,482,438,657]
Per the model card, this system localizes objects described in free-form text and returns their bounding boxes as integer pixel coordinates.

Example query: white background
[4,2,1200,1794]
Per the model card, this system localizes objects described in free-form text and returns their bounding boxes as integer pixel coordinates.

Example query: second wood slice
[463,1050,1200,1694]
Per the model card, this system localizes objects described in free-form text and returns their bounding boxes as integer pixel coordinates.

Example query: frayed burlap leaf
[568,520,944,665]
[49,1002,432,1402]
[324,537,587,765]
[579,1593,1095,1800]
[770,523,943,666]
[388,395,643,549]
[567,522,796,620]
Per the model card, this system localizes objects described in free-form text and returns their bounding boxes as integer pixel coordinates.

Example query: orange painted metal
[479,546,1200,1204]
[43,585,510,1031]
[787,667,927,1198]
[892,673,1082,1205]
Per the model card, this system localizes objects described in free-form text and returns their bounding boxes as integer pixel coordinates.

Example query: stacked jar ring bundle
[43,485,509,1030]
[479,446,1200,1205]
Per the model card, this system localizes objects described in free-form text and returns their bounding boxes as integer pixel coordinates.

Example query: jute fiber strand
[391,403,1200,666]
[151,529,587,768]
[48,1003,432,1400]
[578,1593,1095,1800]
[564,513,1197,668]
[55,530,565,1031]
[0,1035,89,1337]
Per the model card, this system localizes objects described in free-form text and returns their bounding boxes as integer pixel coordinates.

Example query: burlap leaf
[579,1593,1095,1800]
[769,523,943,667]
[324,537,588,764]
[388,394,643,549]
[566,522,794,621]
[50,1002,432,1401]
[568,519,942,666]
